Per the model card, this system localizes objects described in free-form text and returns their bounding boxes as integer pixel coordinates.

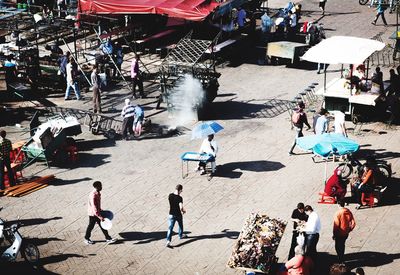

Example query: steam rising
[168,74,205,127]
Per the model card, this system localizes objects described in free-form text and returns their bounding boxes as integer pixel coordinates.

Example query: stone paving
[1,0,400,274]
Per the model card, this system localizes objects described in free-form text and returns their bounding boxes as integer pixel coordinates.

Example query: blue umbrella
[191,121,223,140]
[296,133,360,182]
[296,133,359,157]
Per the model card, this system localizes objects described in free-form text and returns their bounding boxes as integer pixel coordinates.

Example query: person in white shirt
[334,108,347,137]
[315,109,329,135]
[302,205,321,260]
[197,134,218,175]
[64,57,81,100]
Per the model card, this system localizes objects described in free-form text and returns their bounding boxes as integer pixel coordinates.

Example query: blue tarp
[296,133,359,157]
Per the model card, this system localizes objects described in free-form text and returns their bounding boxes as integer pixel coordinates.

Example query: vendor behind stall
[4,55,17,90]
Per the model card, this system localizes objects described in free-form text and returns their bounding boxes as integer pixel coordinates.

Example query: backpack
[292,111,302,124]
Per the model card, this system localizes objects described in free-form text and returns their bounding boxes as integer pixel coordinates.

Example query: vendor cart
[267,41,308,64]
[22,127,67,168]
[19,113,82,168]
[227,213,287,274]
[301,36,385,122]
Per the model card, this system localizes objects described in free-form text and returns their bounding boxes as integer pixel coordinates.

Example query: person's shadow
[173,229,239,248]
[345,251,400,269]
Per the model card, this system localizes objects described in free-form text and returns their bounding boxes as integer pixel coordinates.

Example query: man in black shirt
[288,202,308,259]
[166,184,186,247]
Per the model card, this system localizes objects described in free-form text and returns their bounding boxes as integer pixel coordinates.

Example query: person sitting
[371,66,384,94]
[284,245,313,275]
[387,69,400,98]
[353,164,375,209]
[4,55,17,82]
[344,64,361,90]
[197,134,218,176]
[325,168,347,201]
[133,105,144,137]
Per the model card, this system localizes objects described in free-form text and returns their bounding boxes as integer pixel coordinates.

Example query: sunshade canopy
[78,0,221,21]
[301,36,385,65]
[296,133,360,157]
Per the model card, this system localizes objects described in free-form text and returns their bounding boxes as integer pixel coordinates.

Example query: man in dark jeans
[289,102,311,155]
[84,181,116,245]
[0,130,15,190]
[166,184,187,247]
[288,202,308,259]
[333,200,356,263]
[302,205,321,261]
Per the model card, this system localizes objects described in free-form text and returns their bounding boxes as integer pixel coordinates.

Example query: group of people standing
[283,201,356,275]
[289,101,347,155]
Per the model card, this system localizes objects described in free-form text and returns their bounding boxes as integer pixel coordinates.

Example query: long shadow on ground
[215,160,285,179]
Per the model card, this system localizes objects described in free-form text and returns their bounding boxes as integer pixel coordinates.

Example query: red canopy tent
[78,0,222,21]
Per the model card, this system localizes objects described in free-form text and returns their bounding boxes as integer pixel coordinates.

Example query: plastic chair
[318,192,336,204]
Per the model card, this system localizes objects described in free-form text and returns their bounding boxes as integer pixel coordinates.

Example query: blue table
[181,152,213,179]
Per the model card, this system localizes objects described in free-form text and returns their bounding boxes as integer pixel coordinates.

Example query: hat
[125,98,130,104]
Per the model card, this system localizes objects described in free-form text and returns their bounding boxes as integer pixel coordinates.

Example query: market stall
[301,36,385,121]
[227,213,287,274]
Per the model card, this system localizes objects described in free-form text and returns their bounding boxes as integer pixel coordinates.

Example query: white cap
[125,98,130,105]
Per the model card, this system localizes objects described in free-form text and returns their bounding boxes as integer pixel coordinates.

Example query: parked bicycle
[336,154,392,179]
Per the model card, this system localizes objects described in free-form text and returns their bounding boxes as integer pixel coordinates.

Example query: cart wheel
[105,129,116,140]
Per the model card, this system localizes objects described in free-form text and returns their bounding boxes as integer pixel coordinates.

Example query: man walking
[58,51,70,90]
[372,0,388,26]
[303,205,321,260]
[120,98,135,140]
[166,184,186,247]
[333,200,356,263]
[289,102,311,155]
[84,181,116,245]
[319,0,327,15]
[64,57,82,100]
[0,130,15,190]
[130,54,144,98]
[91,67,102,113]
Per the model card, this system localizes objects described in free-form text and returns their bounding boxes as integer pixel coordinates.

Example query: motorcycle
[336,154,392,180]
[0,208,40,264]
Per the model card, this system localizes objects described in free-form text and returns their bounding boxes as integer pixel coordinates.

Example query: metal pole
[73,28,78,60]
[61,38,91,86]
[324,68,327,92]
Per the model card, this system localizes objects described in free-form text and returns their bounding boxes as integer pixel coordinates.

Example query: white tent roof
[301,36,385,65]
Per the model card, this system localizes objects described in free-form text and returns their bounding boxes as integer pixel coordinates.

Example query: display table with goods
[227,213,287,274]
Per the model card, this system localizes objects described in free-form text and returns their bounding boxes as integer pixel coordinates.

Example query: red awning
[78,0,221,21]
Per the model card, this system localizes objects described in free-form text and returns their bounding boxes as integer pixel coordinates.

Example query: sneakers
[166,241,171,247]
[379,186,388,193]
[179,234,188,239]
[200,170,206,175]
[84,239,94,245]
[106,238,117,244]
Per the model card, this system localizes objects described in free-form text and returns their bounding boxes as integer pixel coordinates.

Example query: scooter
[0,208,40,264]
